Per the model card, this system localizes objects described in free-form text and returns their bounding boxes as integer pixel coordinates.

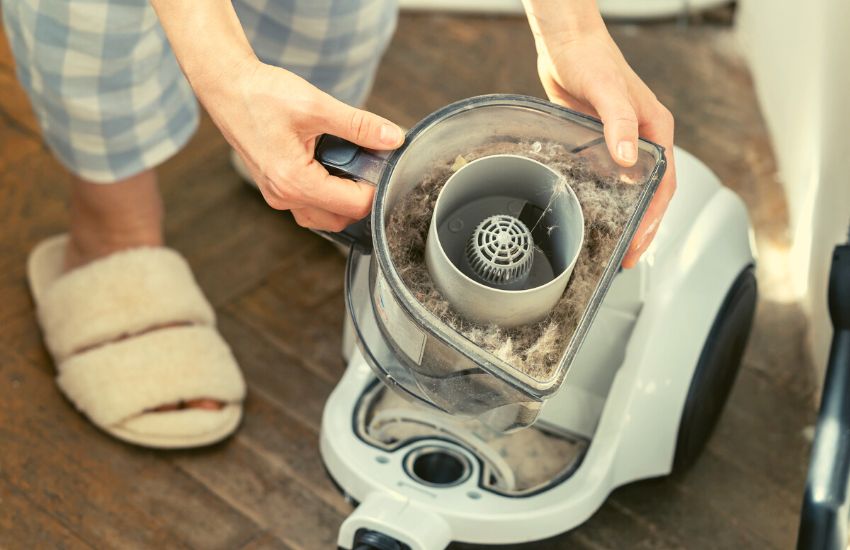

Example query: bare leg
[65,170,221,411]
[65,170,164,271]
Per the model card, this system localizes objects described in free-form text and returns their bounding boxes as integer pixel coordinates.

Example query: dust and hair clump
[385,140,645,380]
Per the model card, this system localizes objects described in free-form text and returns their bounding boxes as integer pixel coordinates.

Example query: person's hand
[202,61,405,231]
[524,4,676,268]
[149,0,403,231]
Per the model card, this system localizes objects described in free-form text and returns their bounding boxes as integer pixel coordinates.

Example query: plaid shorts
[1,0,398,183]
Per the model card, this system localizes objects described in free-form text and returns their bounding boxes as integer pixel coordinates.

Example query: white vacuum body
[320,147,758,549]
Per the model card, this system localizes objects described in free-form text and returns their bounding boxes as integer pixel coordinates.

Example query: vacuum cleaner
[797,227,850,550]
[310,95,758,549]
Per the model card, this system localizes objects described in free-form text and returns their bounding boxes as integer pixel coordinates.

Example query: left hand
[528,11,677,268]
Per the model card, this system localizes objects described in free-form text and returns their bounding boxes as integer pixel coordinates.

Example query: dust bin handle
[312,135,389,254]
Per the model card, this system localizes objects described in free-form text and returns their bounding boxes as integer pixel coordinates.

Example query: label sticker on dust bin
[373,272,426,365]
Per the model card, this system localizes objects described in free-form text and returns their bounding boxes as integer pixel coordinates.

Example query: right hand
[201,61,405,232]
[530,22,676,269]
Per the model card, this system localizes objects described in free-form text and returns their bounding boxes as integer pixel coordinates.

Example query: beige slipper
[27,235,246,449]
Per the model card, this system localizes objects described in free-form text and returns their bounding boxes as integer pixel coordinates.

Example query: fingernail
[617,141,637,164]
[379,124,403,147]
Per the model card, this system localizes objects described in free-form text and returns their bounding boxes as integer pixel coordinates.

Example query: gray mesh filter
[465,214,534,287]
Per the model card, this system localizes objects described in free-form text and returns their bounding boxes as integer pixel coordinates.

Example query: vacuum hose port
[404,445,472,488]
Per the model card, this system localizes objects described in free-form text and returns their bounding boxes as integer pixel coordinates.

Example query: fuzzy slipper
[27,235,246,449]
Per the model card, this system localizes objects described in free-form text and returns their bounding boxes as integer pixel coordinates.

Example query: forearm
[521,0,605,43]
[149,0,257,101]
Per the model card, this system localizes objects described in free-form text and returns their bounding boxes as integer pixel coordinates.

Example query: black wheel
[351,530,406,550]
[672,267,758,473]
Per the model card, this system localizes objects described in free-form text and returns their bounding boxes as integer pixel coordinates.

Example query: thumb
[586,81,639,167]
[319,96,404,150]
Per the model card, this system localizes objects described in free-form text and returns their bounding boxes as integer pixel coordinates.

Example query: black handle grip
[313,135,389,254]
[797,238,850,550]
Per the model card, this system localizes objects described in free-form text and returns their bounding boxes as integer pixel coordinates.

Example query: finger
[622,188,670,267]
[622,158,676,268]
[622,196,664,268]
[637,102,675,160]
[291,206,357,233]
[622,151,676,268]
[621,100,677,268]
[289,160,376,219]
[313,91,404,150]
[584,79,639,167]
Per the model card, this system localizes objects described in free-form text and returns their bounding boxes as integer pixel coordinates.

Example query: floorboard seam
[247,382,323,434]
[225,304,341,386]
[705,434,805,505]
[0,103,42,143]
[237,530,298,550]
[174,436,350,543]
[606,497,686,549]
[237,434,351,515]
[0,471,97,549]
[673,459,786,550]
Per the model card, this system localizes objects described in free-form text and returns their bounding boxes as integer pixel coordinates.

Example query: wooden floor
[0,10,816,550]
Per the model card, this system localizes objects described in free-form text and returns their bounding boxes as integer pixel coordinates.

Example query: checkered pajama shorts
[1,0,398,183]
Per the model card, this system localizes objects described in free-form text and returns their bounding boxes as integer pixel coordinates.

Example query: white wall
[737,0,850,382]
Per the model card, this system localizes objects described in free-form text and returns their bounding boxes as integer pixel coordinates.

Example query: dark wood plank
[367,15,543,126]
[171,395,350,549]
[0,23,45,159]
[743,300,815,400]
[166,178,323,310]
[572,499,688,550]
[217,311,334,431]
[0,152,70,330]
[606,477,768,550]
[0,349,262,548]
[239,531,295,550]
[224,389,348,513]
[0,477,92,550]
[224,250,348,385]
[711,365,812,492]
[172,439,345,549]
